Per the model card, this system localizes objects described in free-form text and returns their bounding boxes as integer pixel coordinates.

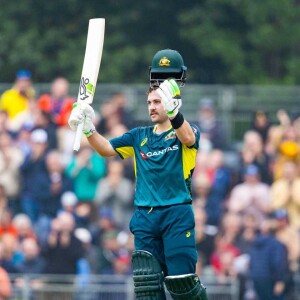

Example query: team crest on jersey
[140,137,148,146]
[159,56,170,67]
[164,131,176,141]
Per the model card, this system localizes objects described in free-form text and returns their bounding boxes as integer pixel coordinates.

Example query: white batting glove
[68,101,95,137]
[157,79,182,118]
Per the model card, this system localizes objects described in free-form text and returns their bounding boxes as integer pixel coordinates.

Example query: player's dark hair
[147,85,159,95]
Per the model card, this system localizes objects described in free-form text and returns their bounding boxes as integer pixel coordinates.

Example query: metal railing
[8,274,239,300]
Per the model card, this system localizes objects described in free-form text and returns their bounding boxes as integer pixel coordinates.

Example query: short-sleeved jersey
[109,123,200,207]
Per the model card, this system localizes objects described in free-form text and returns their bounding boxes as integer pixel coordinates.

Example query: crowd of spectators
[0,70,299,299]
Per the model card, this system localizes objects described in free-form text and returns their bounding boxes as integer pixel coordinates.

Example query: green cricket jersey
[109,123,200,207]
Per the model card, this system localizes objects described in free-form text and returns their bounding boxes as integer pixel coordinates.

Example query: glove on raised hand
[157,79,182,118]
[68,101,95,137]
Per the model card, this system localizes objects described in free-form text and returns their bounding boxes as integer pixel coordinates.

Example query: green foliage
[0,0,299,84]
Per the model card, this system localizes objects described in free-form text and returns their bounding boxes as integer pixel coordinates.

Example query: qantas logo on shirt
[144,145,179,157]
[139,151,148,160]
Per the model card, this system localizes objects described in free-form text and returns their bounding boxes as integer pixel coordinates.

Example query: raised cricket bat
[73,18,105,151]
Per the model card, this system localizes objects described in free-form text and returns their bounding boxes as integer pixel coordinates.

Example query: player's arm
[158,79,196,147]
[68,102,117,157]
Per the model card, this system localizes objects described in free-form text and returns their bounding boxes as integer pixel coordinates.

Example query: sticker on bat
[79,77,95,100]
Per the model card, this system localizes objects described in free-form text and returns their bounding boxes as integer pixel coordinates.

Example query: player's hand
[157,79,182,118]
[68,101,95,137]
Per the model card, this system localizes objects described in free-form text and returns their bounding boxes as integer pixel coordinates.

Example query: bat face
[73,18,105,151]
[78,18,105,105]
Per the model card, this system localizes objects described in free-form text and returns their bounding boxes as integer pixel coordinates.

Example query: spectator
[249,220,289,300]
[0,266,11,300]
[250,110,271,144]
[42,212,84,275]
[19,129,49,222]
[272,209,300,274]
[234,212,259,255]
[0,209,18,238]
[16,238,45,274]
[272,209,299,299]
[95,159,134,227]
[38,77,74,127]
[0,132,23,214]
[239,130,273,184]
[0,70,35,128]
[66,144,106,203]
[74,228,99,274]
[196,98,227,149]
[272,124,300,180]
[12,214,36,242]
[0,233,23,273]
[270,161,300,229]
[33,109,58,150]
[227,164,271,224]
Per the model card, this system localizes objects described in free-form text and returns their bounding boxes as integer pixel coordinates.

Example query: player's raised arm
[68,102,117,157]
[157,79,196,147]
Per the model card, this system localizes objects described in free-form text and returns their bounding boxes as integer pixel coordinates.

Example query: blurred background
[0,1,300,299]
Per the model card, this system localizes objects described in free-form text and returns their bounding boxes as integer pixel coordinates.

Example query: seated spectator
[270,161,300,229]
[95,159,134,227]
[227,164,271,224]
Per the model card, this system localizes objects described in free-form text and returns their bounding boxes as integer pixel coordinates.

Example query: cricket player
[68,49,208,299]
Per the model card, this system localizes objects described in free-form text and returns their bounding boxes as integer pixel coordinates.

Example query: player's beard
[149,109,167,124]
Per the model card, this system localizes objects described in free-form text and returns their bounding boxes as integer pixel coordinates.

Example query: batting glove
[68,102,96,137]
[157,79,182,118]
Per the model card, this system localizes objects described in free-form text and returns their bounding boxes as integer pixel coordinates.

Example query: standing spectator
[66,145,106,203]
[42,212,84,275]
[196,98,227,149]
[0,70,35,127]
[239,130,273,184]
[95,159,134,227]
[0,266,11,300]
[270,161,300,229]
[33,109,58,150]
[19,129,49,223]
[227,164,271,224]
[249,220,289,300]
[0,132,23,214]
[250,110,271,144]
[38,77,74,127]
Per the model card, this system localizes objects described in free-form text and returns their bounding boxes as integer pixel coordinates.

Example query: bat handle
[73,122,84,151]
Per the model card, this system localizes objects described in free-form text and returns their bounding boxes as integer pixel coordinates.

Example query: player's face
[147,90,168,124]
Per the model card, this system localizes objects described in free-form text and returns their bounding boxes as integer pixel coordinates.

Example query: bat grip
[73,122,84,151]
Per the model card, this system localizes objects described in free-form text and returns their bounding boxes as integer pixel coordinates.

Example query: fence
[8,274,239,300]
[1,83,300,145]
